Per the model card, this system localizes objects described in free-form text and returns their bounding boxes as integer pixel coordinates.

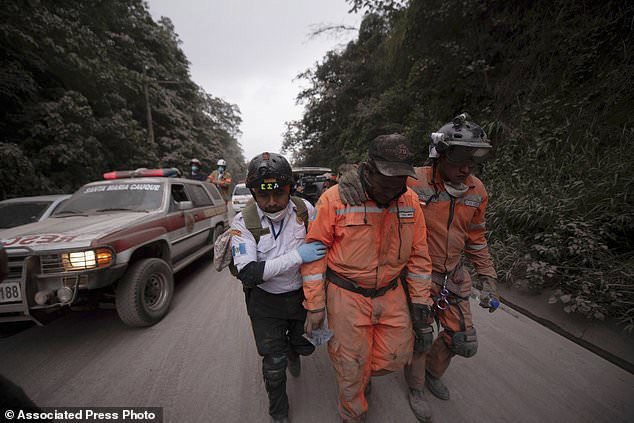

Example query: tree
[284,0,634,327]
[0,0,246,197]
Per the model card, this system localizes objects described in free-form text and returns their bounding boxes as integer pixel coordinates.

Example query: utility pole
[142,66,154,146]
[142,66,184,147]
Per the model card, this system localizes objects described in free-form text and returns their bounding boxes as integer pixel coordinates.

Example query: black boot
[425,371,449,400]
[287,350,301,377]
[408,388,433,422]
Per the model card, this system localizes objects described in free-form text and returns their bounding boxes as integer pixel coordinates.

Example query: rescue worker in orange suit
[302,134,434,422]
[208,158,233,201]
[231,152,326,423]
[338,114,500,422]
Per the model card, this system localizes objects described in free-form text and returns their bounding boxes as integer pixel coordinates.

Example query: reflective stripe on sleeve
[302,274,324,282]
[388,206,416,214]
[469,222,486,230]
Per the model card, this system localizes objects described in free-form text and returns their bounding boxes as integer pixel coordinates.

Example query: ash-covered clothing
[410,166,497,284]
[208,169,232,200]
[405,165,498,390]
[229,197,316,420]
[301,185,433,311]
[300,185,432,421]
[246,286,315,418]
[231,198,315,294]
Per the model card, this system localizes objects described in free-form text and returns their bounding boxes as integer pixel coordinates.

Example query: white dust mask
[263,209,286,222]
[443,181,469,198]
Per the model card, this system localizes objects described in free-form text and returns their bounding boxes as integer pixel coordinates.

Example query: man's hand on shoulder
[338,168,366,206]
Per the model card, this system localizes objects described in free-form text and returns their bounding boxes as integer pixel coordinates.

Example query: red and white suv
[0,169,228,327]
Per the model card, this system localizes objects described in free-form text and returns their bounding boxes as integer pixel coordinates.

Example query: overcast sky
[146,0,362,164]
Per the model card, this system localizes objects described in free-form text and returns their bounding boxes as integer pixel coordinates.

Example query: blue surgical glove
[297,242,327,263]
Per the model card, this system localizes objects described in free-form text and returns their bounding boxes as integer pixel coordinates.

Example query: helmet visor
[445,145,491,164]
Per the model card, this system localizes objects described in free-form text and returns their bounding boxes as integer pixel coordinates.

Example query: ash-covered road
[1,257,632,422]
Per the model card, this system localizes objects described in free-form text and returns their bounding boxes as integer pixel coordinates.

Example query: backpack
[213,197,309,276]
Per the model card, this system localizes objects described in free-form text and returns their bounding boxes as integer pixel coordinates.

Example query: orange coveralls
[301,185,433,421]
[405,165,497,390]
[208,169,232,200]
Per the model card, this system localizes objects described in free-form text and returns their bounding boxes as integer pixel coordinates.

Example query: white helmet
[217,159,227,167]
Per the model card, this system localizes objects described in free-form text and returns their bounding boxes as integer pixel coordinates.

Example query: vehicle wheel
[115,258,174,327]
[212,224,225,244]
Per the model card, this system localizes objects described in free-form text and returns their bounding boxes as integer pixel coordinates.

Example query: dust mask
[443,181,469,198]
[263,209,286,222]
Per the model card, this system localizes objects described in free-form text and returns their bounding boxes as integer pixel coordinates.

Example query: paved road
[1,258,632,423]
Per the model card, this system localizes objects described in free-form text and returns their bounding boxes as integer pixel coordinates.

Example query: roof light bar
[103,168,182,180]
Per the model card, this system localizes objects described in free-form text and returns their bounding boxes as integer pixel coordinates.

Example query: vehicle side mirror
[178,201,193,211]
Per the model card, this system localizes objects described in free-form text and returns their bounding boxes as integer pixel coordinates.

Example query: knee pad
[263,353,287,387]
[449,328,478,358]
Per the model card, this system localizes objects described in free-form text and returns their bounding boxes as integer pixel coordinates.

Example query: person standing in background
[209,158,233,201]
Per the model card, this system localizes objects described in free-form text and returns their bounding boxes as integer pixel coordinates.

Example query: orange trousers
[405,282,474,390]
[327,282,414,421]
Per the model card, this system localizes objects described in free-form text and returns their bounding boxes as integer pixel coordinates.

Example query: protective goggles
[445,145,491,165]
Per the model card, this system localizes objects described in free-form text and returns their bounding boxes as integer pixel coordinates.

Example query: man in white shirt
[231,152,326,423]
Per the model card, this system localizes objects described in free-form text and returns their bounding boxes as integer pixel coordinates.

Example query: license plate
[0,282,22,303]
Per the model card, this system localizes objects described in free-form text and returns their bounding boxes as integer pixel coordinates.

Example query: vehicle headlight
[62,248,114,271]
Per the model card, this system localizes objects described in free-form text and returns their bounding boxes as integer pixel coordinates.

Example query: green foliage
[286,0,634,328]
[0,0,245,197]
[346,0,408,16]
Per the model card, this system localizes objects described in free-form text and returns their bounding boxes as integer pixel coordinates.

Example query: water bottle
[303,326,333,347]
[471,288,499,313]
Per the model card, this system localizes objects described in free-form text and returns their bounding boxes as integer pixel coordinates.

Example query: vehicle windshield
[55,182,164,215]
[233,186,250,196]
[0,201,52,228]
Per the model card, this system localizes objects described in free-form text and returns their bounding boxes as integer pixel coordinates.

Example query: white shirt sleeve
[262,249,303,280]
[233,201,312,281]
[230,214,257,273]
[232,211,304,279]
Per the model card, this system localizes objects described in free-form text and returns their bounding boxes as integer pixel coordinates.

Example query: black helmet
[430,113,492,163]
[246,152,293,190]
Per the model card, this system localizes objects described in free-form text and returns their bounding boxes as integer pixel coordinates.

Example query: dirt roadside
[497,282,634,374]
